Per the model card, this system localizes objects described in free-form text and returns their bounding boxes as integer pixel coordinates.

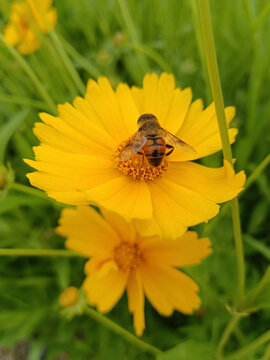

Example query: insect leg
[138,151,145,169]
[165,144,174,156]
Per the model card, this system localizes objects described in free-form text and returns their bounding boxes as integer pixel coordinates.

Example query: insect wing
[120,131,147,161]
[163,129,197,154]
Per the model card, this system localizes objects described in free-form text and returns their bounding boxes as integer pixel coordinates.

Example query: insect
[120,113,196,167]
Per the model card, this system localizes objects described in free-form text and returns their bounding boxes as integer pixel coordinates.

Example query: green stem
[10,182,64,208]
[217,315,242,360]
[223,330,270,360]
[117,0,150,74]
[197,0,245,305]
[188,0,211,103]
[0,93,47,110]
[126,43,172,73]
[244,266,270,309]
[84,307,162,356]
[245,154,270,189]
[261,343,270,360]
[0,34,57,114]
[31,0,85,96]
[60,35,101,79]
[0,248,81,257]
[49,30,86,96]
[204,153,270,235]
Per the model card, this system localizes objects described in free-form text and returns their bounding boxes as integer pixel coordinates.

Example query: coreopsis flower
[3,0,57,54]
[56,206,212,336]
[59,286,79,308]
[25,73,245,240]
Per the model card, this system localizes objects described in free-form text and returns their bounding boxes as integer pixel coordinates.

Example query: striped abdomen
[143,137,166,167]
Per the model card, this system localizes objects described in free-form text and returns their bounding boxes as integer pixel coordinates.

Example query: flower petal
[131,73,192,134]
[3,24,21,46]
[141,231,212,267]
[166,160,246,203]
[56,207,119,257]
[102,208,137,243]
[127,271,145,336]
[135,177,219,240]
[139,263,200,315]
[83,266,128,313]
[170,101,238,161]
[115,83,140,137]
[25,148,120,204]
[85,177,152,222]
[84,77,130,143]
[36,110,115,157]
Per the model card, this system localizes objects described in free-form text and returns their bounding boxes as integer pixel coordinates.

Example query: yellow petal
[83,267,128,313]
[131,73,192,134]
[85,177,152,222]
[3,24,21,46]
[166,160,246,203]
[141,231,212,267]
[115,83,140,136]
[85,77,130,143]
[37,110,115,157]
[101,208,137,243]
[139,263,200,315]
[57,207,119,257]
[86,257,118,277]
[135,177,219,240]
[25,150,119,191]
[127,271,145,336]
[170,102,237,161]
[17,29,40,54]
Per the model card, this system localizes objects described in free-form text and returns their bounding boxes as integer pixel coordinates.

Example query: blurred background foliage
[0,0,269,359]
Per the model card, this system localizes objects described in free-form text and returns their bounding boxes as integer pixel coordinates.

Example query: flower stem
[49,30,86,96]
[245,153,270,189]
[84,307,162,356]
[196,0,245,305]
[59,35,101,79]
[10,182,64,208]
[261,343,270,360]
[223,330,270,360]
[117,0,150,75]
[217,315,242,359]
[0,93,47,110]
[0,34,57,115]
[204,153,270,235]
[0,248,81,257]
[244,266,270,309]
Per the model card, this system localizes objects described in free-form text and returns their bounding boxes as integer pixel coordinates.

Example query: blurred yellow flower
[3,0,57,54]
[57,206,212,336]
[59,286,80,308]
[25,73,245,240]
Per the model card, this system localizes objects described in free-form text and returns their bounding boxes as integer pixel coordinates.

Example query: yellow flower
[3,0,57,54]
[59,286,79,308]
[56,206,212,336]
[25,73,246,240]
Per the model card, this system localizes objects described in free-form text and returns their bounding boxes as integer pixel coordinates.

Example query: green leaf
[0,193,44,214]
[157,340,216,360]
[0,109,29,162]
[244,235,270,260]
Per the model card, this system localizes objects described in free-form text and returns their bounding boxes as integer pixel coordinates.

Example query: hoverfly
[120,114,196,167]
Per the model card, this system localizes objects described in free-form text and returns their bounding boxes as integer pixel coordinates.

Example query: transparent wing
[120,131,147,162]
[162,129,197,154]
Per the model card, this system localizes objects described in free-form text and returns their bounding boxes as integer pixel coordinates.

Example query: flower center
[114,139,168,181]
[113,241,143,272]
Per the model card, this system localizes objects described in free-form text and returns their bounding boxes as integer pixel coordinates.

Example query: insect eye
[137,113,157,124]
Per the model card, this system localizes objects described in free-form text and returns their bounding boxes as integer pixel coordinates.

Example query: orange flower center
[114,140,168,181]
[113,241,143,272]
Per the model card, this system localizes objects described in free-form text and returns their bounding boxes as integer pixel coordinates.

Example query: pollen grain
[114,140,168,181]
[113,241,143,272]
